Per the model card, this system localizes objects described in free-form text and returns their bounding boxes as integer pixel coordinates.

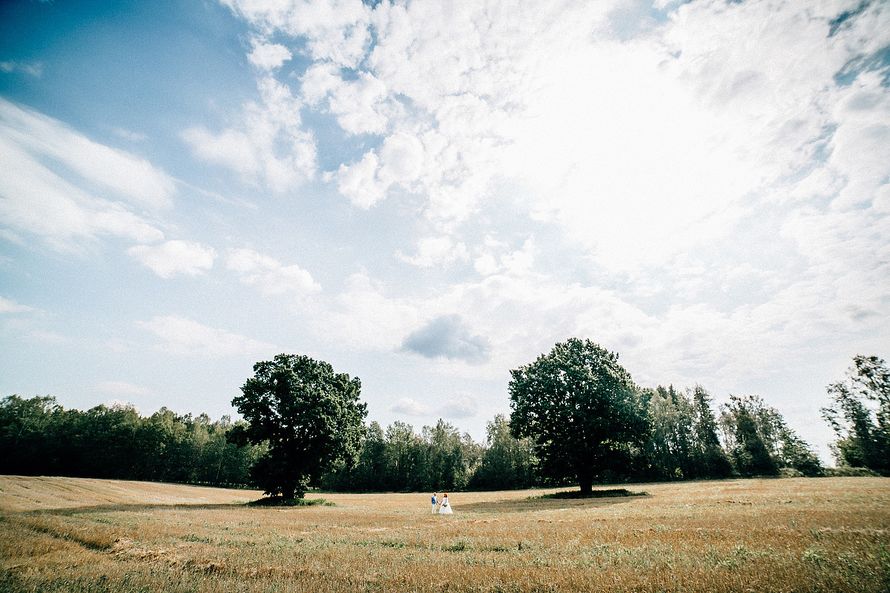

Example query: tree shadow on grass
[460,489,649,514]
[14,502,263,517]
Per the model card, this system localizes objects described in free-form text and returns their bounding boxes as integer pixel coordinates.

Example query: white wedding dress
[438,497,453,514]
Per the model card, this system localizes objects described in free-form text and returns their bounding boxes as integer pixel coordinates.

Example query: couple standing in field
[431,492,453,514]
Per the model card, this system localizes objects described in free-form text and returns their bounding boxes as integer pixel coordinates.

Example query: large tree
[229,353,367,500]
[689,386,733,479]
[822,355,890,474]
[720,396,778,477]
[643,385,696,480]
[721,394,821,476]
[508,338,648,493]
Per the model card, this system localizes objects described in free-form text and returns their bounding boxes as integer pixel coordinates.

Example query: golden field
[1,476,888,592]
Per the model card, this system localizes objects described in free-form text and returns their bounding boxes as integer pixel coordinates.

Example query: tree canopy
[1,343,834,492]
[822,355,890,475]
[508,338,649,493]
[229,353,368,500]
[0,395,260,485]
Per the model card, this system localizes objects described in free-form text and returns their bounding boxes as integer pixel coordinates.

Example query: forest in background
[0,383,865,492]
[2,351,886,492]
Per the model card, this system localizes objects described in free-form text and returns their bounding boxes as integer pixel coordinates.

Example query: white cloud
[182,76,316,192]
[823,71,890,209]
[27,329,70,345]
[0,98,175,210]
[111,127,148,142]
[302,64,392,135]
[137,315,276,358]
[0,296,35,314]
[398,235,468,268]
[96,380,152,398]
[472,238,535,277]
[128,240,217,279]
[0,137,164,249]
[248,39,292,70]
[439,394,478,419]
[334,150,385,209]
[0,99,170,249]
[390,397,430,416]
[0,60,43,77]
[226,247,320,297]
[222,0,371,67]
[315,271,420,351]
[210,0,889,457]
[378,132,424,182]
[334,131,426,208]
[401,315,490,364]
[225,0,890,262]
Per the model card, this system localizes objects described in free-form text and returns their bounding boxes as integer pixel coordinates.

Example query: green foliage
[230,353,368,499]
[0,395,62,475]
[420,419,482,491]
[822,355,890,475]
[321,418,486,492]
[719,395,821,477]
[690,386,734,478]
[779,430,824,476]
[0,395,259,485]
[469,414,538,490]
[508,338,649,493]
[642,385,695,479]
[720,396,776,476]
[321,421,388,491]
[822,466,880,477]
[640,385,733,480]
[2,344,833,492]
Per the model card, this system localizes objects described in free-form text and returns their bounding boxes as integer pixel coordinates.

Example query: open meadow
[1,476,888,592]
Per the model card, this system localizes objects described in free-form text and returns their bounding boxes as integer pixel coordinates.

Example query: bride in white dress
[438,493,453,514]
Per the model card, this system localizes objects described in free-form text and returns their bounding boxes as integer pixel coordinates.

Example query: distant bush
[534,488,647,500]
[778,468,804,478]
[247,496,333,507]
[822,466,880,477]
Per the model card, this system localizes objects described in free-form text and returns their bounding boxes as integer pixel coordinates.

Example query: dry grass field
[1,476,888,592]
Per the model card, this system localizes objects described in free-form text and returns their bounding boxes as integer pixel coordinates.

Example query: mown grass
[1,476,888,592]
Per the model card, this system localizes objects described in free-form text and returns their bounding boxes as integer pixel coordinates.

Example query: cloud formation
[96,380,152,398]
[0,61,43,77]
[439,394,478,419]
[182,77,316,192]
[218,0,889,277]
[390,397,430,416]
[248,39,292,71]
[3,0,886,460]
[397,235,468,268]
[401,315,490,364]
[226,247,321,297]
[128,240,217,279]
[219,1,889,396]
[137,315,276,358]
[0,296,35,314]
[0,99,172,249]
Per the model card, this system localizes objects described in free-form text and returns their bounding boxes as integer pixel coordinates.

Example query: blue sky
[1,0,888,461]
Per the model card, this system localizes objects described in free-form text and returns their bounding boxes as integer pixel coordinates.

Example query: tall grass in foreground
[1,476,888,592]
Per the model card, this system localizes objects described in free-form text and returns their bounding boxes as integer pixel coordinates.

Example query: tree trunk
[578,470,593,494]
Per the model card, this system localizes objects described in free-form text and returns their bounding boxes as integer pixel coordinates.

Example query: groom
[431,492,439,514]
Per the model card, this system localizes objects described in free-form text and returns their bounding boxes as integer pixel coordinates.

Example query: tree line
[0,397,262,487]
[1,344,886,496]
